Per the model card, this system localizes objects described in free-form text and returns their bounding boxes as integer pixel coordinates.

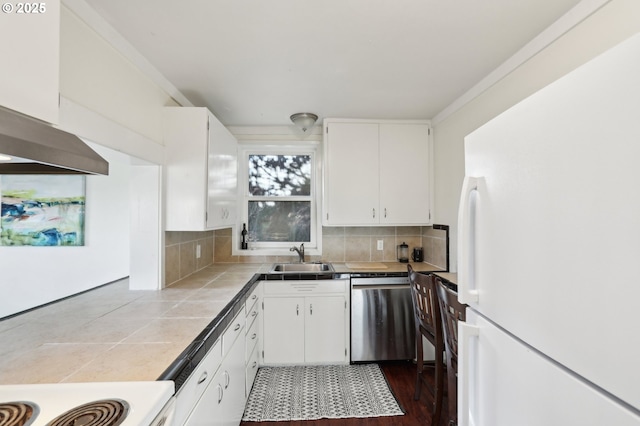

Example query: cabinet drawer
[245,288,260,316]
[245,303,259,333]
[245,344,260,396]
[264,280,347,295]
[245,316,259,360]
[223,310,244,358]
[174,339,222,426]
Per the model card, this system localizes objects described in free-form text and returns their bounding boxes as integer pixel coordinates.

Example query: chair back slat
[408,265,442,339]
[407,265,445,425]
[436,277,467,426]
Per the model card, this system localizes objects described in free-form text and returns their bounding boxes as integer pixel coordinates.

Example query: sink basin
[269,262,334,273]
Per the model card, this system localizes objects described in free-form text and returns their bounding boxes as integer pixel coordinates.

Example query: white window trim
[232,142,322,257]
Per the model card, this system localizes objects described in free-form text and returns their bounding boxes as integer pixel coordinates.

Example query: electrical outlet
[377,240,384,250]
[196,244,201,258]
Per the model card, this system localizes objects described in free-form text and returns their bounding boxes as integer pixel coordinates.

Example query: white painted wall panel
[433,0,640,272]
[59,6,178,145]
[0,0,59,123]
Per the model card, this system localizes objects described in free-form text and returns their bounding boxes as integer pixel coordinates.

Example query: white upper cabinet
[164,107,238,231]
[206,115,238,229]
[0,0,60,123]
[323,119,432,226]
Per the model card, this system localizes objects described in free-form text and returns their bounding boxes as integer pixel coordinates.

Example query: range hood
[0,106,109,175]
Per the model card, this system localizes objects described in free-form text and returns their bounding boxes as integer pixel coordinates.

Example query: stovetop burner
[0,381,173,426]
[0,401,39,426]
[45,400,129,426]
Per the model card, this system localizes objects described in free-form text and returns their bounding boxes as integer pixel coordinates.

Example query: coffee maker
[412,247,424,262]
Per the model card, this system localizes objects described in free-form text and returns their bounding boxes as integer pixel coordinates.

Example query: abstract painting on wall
[0,175,86,246]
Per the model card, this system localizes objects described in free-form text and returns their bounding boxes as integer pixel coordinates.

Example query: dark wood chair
[435,277,467,426]
[407,265,444,425]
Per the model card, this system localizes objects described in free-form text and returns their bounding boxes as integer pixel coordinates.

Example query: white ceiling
[82,0,583,127]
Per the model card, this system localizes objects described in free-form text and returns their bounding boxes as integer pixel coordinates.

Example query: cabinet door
[164,107,209,231]
[245,343,259,397]
[324,122,379,225]
[262,297,305,364]
[220,326,246,426]
[379,123,431,224]
[207,116,238,229]
[305,296,347,364]
[165,107,238,231]
[183,369,224,426]
[173,340,222,426]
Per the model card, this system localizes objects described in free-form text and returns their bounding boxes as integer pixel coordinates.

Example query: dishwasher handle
[351,277,410,286]
[352,284,410,291]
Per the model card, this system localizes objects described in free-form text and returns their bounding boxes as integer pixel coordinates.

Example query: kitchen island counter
[0,262,441,386]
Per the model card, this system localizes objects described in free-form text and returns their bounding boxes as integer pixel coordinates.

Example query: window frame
[233,142,322,256]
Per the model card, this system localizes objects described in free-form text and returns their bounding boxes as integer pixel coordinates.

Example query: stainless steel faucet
[290,243,305,263]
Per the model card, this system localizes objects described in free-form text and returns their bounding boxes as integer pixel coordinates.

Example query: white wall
[129,165,163,290]
[59,5,179,145]
[0,3,184,317]
[0,149,130,318]
[433,0,640,272]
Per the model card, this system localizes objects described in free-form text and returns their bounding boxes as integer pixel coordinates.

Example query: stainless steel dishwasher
[350,275,416,362]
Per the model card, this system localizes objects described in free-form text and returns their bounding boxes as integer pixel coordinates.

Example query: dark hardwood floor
[240,361,450,426]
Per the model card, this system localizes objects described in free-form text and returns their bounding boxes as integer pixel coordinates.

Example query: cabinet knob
[310,304,313,315]
[224,370,230,389]
[234,323,241,332]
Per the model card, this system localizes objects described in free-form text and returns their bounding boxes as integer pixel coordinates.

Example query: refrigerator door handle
[458,176,483,304]
[459,321,480,426]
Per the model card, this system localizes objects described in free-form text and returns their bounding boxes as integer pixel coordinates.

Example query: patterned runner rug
[242,363,404,422]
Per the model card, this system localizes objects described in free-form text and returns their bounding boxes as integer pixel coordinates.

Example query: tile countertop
[434,272,458,285]
[0,262,444,386]
[331,261,442,274]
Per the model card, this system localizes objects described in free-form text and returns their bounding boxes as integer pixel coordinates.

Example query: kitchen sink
[269,262,334,273]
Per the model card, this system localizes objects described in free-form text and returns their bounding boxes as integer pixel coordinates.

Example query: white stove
[0,381,175,426]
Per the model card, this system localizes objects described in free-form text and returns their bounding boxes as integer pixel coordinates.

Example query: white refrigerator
[457,32,640,425]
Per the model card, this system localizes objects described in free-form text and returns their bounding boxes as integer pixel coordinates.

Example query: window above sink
[234,143,322,257]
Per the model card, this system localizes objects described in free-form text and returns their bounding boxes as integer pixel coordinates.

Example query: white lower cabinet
[219,328,246,426]
[263,297,305,364]
[178,280,348,426]
[304,296,348,364]
[183,311,246,426]
[261,280,349,365]
[245,285,261,396]
[173,340,222,426]
[245,343,259,395]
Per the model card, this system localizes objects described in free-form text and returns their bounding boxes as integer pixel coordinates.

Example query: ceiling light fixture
[290,113,318,133]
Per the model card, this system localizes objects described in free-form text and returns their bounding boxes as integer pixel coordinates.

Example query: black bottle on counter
[241,223,248,250]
